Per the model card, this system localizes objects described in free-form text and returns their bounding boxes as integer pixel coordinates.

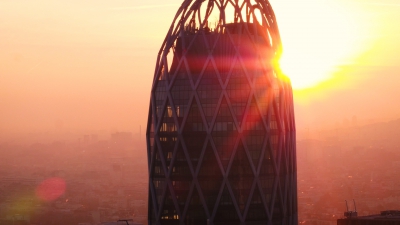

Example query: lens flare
[35,177,66,201]
[273,0,369,90]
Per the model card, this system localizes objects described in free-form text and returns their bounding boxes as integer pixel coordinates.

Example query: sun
[272,0,367,90]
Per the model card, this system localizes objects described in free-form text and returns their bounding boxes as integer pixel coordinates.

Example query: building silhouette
[337,210,400,225]
[146,0,297,224]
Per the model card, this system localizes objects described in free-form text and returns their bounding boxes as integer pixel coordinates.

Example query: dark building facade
[337,210,400,225]
[146,0,297,224]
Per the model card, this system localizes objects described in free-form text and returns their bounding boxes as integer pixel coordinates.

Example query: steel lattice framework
[146,0,297,224]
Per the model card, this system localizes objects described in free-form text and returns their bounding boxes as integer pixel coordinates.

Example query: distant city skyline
[2,113,400,224]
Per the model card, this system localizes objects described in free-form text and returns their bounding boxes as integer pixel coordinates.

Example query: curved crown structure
[146,0,297,224]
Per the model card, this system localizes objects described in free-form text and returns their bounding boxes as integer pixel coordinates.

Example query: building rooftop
[338,210,400,225]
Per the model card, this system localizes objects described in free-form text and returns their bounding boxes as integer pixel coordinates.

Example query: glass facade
[147,1,297,224]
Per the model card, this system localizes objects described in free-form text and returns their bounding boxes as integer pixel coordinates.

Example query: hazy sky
[1,0,400,139]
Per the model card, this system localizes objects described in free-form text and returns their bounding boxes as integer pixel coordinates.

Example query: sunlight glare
[273,0,368,89]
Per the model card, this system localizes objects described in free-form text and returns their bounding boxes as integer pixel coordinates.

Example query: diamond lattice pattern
[148,23,296,224]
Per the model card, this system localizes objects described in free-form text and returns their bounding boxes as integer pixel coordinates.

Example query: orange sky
[1,0,400,140]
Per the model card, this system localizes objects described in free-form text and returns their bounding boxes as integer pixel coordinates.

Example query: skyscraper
[146,0,297,224]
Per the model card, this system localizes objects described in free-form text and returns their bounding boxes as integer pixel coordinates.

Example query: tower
[146,0,297,224]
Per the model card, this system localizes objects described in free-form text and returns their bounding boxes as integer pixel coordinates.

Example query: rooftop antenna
[344,199,358,218]
[353,199,357,213]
